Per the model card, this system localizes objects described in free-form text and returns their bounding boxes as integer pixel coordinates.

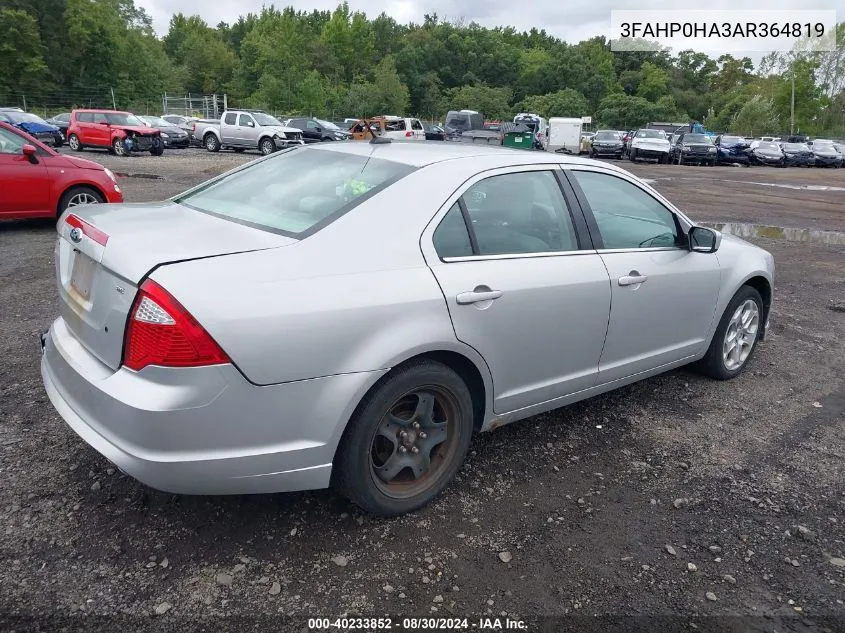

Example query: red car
[67,109,164,156]
[0,121,123,220]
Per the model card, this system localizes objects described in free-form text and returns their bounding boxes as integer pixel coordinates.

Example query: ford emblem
[69,227,82,243]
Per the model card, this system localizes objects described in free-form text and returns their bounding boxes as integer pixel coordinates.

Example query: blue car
[714,134,751,165]
[0,108,64,147]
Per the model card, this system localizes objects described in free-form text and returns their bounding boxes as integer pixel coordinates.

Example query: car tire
[150,137,164,156]
[629,149,637,162]
[332,360,474,516]
[259,137,275,155]
[694,285,764,381]
[53,134,64,149]
[58,186,105,216]
[112,137,128,156]
[68,134,82,152]
[322,136,335,142]
[204,133,220,152]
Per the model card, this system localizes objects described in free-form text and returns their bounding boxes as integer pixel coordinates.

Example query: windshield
[813,141,835,150]
[721,136,746,144]
[104,112,145,126]
[252,113,283,126]
[317,119,340,130]
[757,142,780,150]
[7,111,48,124]
[176,148,416,237]
[594,132,620,141]
[141,116,170,127]
[784,143,807,151]
[683,134,710,143]
[636,130,666,139]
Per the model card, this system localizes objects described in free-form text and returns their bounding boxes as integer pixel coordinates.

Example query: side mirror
[689,226,721,253]
[22,144,38,164]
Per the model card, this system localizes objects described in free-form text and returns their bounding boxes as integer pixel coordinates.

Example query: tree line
[1,0,844,136]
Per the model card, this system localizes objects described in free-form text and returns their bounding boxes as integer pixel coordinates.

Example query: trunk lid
[56,201,295,370]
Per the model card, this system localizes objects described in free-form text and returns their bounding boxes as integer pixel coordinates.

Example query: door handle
[456,289,503,304]
[618,272,648,286]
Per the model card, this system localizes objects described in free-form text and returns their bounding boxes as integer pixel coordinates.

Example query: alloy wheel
[67,192,100,207]
[369,387,459,499]
[722,299,759,370]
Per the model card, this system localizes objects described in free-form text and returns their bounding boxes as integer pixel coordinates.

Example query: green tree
[636,61,670,101]
[595,93,657,128]
[447,84,512,119]
[371,55,409,115]
[518,88,589,117]
[0,8,48,94]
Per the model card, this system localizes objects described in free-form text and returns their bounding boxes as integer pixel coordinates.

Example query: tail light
[191,123,196,133]
[405,131,413,137]
[123,279,230,371]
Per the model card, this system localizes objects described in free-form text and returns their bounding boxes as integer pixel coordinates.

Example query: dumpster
[458,129,502,145]
[502,122,534,150]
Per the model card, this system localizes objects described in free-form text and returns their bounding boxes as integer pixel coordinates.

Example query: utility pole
[790,64,795,136]
[111,87,117,110]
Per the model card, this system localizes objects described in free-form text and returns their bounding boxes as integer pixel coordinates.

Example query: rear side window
[224,113,236,125]
[386,119,406,131]
[177,147,416,237]
[432,170,579,258]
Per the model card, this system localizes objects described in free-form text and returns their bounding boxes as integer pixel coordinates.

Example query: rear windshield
[176,147,416,237]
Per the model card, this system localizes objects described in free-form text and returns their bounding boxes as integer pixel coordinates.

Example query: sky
[138,0,842,59]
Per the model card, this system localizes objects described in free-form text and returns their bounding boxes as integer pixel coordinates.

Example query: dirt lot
[1,147,844,632]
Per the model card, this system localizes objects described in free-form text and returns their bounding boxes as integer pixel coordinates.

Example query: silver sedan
[41,141,774,516]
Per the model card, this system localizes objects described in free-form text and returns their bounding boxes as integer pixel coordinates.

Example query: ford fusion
[41,142,774,516]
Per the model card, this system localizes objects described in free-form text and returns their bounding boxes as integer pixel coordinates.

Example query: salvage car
[0,108,64,147]
[628,128,671,163]
[748,141,785,167]
[198,110,304,155]
[810,139,842,168]
[67,109,164,156]
[781,142,815,167]
[0,121,122,220]
[40,142,774,516]
[670,132,717,165]
[286,117,350,142]
[138,115,190,149]
[46,112,71,140]
[714,135,751,165]
[588,130,624,159]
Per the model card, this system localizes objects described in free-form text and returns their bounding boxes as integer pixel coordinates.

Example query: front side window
[570,170,683,250]
[306,120,320,129]
[432,170,579,258]
[412,119,424,131]
[176,147,416,237]
[0,127,26,154]
[238,114,254,127]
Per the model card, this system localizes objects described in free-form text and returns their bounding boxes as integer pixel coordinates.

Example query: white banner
[610,10,837,53]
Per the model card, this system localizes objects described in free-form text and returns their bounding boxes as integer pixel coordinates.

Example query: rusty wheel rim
[369,386,459,499]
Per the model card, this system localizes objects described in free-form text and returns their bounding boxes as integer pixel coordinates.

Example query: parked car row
[0,107,65,147]
[591,128,843,168]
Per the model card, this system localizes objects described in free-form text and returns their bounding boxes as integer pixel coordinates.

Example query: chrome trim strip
[596,247,686,254]
[442,249,596,263]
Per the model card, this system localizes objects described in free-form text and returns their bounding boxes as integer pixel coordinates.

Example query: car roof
[74,109,131,114]
[306,140,626,171]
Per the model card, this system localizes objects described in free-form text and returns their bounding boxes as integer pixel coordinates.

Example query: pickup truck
[196,110,304,155]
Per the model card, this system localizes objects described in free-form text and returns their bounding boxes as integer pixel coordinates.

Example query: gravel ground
[1,147,844,632]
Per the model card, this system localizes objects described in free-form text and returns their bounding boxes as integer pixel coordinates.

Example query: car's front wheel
[694,285,764,380]
[58,186,105,216]
[629,149,637,162]
[112,137,128,156]
[259,137,275,155]
[333,360,474,516]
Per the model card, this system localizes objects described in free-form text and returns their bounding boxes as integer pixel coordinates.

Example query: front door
[567,168,722,384]
[425,167,611,413]
[0,127,50,216]
[236,113,256,147]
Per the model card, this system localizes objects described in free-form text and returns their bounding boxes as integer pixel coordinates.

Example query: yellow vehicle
[348,118,386,141]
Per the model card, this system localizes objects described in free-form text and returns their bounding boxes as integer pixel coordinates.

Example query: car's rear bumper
[41,317,385,495]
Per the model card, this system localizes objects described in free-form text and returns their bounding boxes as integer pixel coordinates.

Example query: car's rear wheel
[205,133,220,152]
[58,186,105,216]
[694,285,763,380]
[333,360,474,516]
[629,149,637,162]
[68,134,82,151]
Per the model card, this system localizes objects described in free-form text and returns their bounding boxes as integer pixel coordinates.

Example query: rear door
[220,112,238,144]
[566,167,722,384]
[422,166,611,413]
[0,126,50,216]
